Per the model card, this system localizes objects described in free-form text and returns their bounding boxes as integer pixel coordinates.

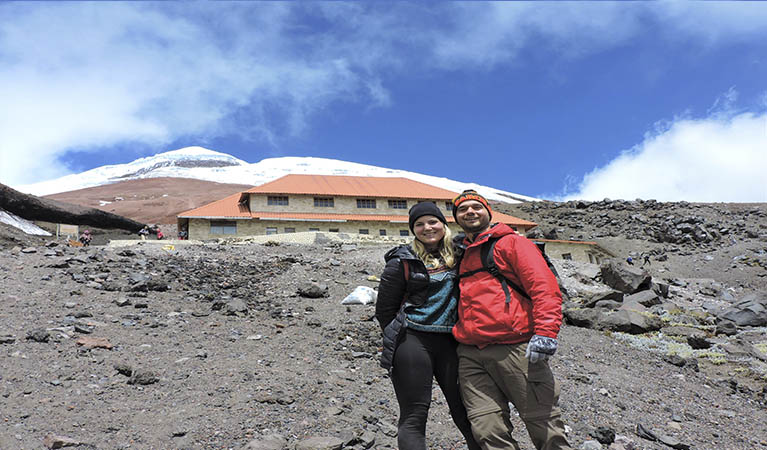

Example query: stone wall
[188,217,465,240]
[248,194,453,215]
[538,241,612,264]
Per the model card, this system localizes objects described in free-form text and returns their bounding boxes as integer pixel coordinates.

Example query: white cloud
[2,2,767,187]
[560,110,767,202]
[0,3,376,186]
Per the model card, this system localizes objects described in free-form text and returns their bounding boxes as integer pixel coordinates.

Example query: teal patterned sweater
[406,260,459,334]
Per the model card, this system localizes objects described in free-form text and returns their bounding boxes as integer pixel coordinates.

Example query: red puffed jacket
[452,223,563,347]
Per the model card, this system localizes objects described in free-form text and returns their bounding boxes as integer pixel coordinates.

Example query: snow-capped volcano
[16,146,539,203]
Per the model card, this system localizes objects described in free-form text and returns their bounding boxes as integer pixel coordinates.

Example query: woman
[376,202,480,450]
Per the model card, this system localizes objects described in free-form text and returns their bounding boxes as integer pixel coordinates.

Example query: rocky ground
[1,200,766,450]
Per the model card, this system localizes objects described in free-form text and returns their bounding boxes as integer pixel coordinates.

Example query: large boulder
[583,290,624,308]
[600,260,652,294]
[624,290,661,307]
[563,307,602,328]
[598,310,662,334]
[718,291,767,327]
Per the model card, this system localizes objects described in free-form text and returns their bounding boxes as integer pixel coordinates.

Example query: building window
[445,202,453,211]
[388,199,407,209]
[266,227,278,235]
[309,227,320,232]
[400,230,409,237]
[210,221,236,235]
[562,253,572,260]
[314,197,334,207]
[284,227,295,233]
[356,198,376,209]
[379,229,387,236]
[588,254,594,264]
[267,196,289,206]
[359,229,369,235]
[329,228,339,233]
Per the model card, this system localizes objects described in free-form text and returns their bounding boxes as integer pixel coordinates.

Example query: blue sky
[1,2,766,202]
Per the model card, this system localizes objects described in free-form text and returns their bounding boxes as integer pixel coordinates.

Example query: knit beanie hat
[408,202,447,232]
[452,189,492,221]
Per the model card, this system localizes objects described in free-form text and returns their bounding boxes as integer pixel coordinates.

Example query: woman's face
[413,215,445,250]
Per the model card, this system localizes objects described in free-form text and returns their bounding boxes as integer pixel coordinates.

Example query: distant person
[642,253,651,267]
[451,190,571,450]
[626,256,634,265]
[138,226,150,241]
[376,202,480,450]
[156,229,164,240]
[178,229,188,240]
[78,229,92,246]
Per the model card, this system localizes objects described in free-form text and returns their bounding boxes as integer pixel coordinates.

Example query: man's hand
[525,335,558,363]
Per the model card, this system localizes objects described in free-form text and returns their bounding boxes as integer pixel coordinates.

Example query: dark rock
[26,328,50,343]
[128,369,159,385]
[295,436,344,450]
[592,426,615,445]
[73,324,93,334]
[563,308,601,328]
[715,320,738,336]
[663,354,687,367]
[114,363,133,377]
[599,310,662,334]
[718,291,767,326]
[242,434,288,450]
[652,282,670,298]
[583,290,624,308]
[297,281,328,298]
[42,434,82,449]
[224,298,249,316]
[657,432,691,450]
[600,260,652,294]
[594,300,622,310]
[0,182,145,232]
[687,334,712,350]
[625,290,661,307]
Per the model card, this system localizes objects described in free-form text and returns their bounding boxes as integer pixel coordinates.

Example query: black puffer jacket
[375,245,430,371]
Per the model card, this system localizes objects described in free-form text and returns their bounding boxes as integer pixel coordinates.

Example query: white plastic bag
[340,286,377,305]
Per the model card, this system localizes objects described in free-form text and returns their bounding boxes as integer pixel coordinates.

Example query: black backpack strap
[459,236,530,304]
[484,238,531,303]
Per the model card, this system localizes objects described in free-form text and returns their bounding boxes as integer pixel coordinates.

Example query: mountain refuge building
[177,174,537,240]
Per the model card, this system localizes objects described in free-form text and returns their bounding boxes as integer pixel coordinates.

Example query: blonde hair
[412,225,456,269]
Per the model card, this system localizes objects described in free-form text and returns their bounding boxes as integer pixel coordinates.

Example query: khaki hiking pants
[457,342,571,450]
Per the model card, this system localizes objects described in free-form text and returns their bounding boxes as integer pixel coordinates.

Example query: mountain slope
[44,177,254,225]
[17,147,539,203]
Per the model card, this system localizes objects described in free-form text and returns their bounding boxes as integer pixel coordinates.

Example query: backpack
[458,236,567,304]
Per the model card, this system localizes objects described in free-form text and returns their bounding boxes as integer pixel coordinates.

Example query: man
[451,190,571,450]
[642,253,651,267]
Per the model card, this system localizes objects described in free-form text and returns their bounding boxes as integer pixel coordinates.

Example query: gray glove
[525,335,558,363]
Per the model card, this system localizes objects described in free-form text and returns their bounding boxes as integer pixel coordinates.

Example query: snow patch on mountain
[0,209,52,236]
[16,146,538,203]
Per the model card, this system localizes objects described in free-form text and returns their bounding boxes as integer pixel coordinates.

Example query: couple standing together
[376,190,571,450]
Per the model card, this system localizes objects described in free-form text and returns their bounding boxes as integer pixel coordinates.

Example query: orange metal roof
[245,174,460,199]
[178,175,538,228]
[177,193,251,218]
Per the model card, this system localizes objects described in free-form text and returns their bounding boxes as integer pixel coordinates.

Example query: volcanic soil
[1,199,766,450]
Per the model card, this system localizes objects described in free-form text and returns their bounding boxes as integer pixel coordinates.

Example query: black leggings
[391,329,481,450]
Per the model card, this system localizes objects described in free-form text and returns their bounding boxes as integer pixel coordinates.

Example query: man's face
[455,200,490,234]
